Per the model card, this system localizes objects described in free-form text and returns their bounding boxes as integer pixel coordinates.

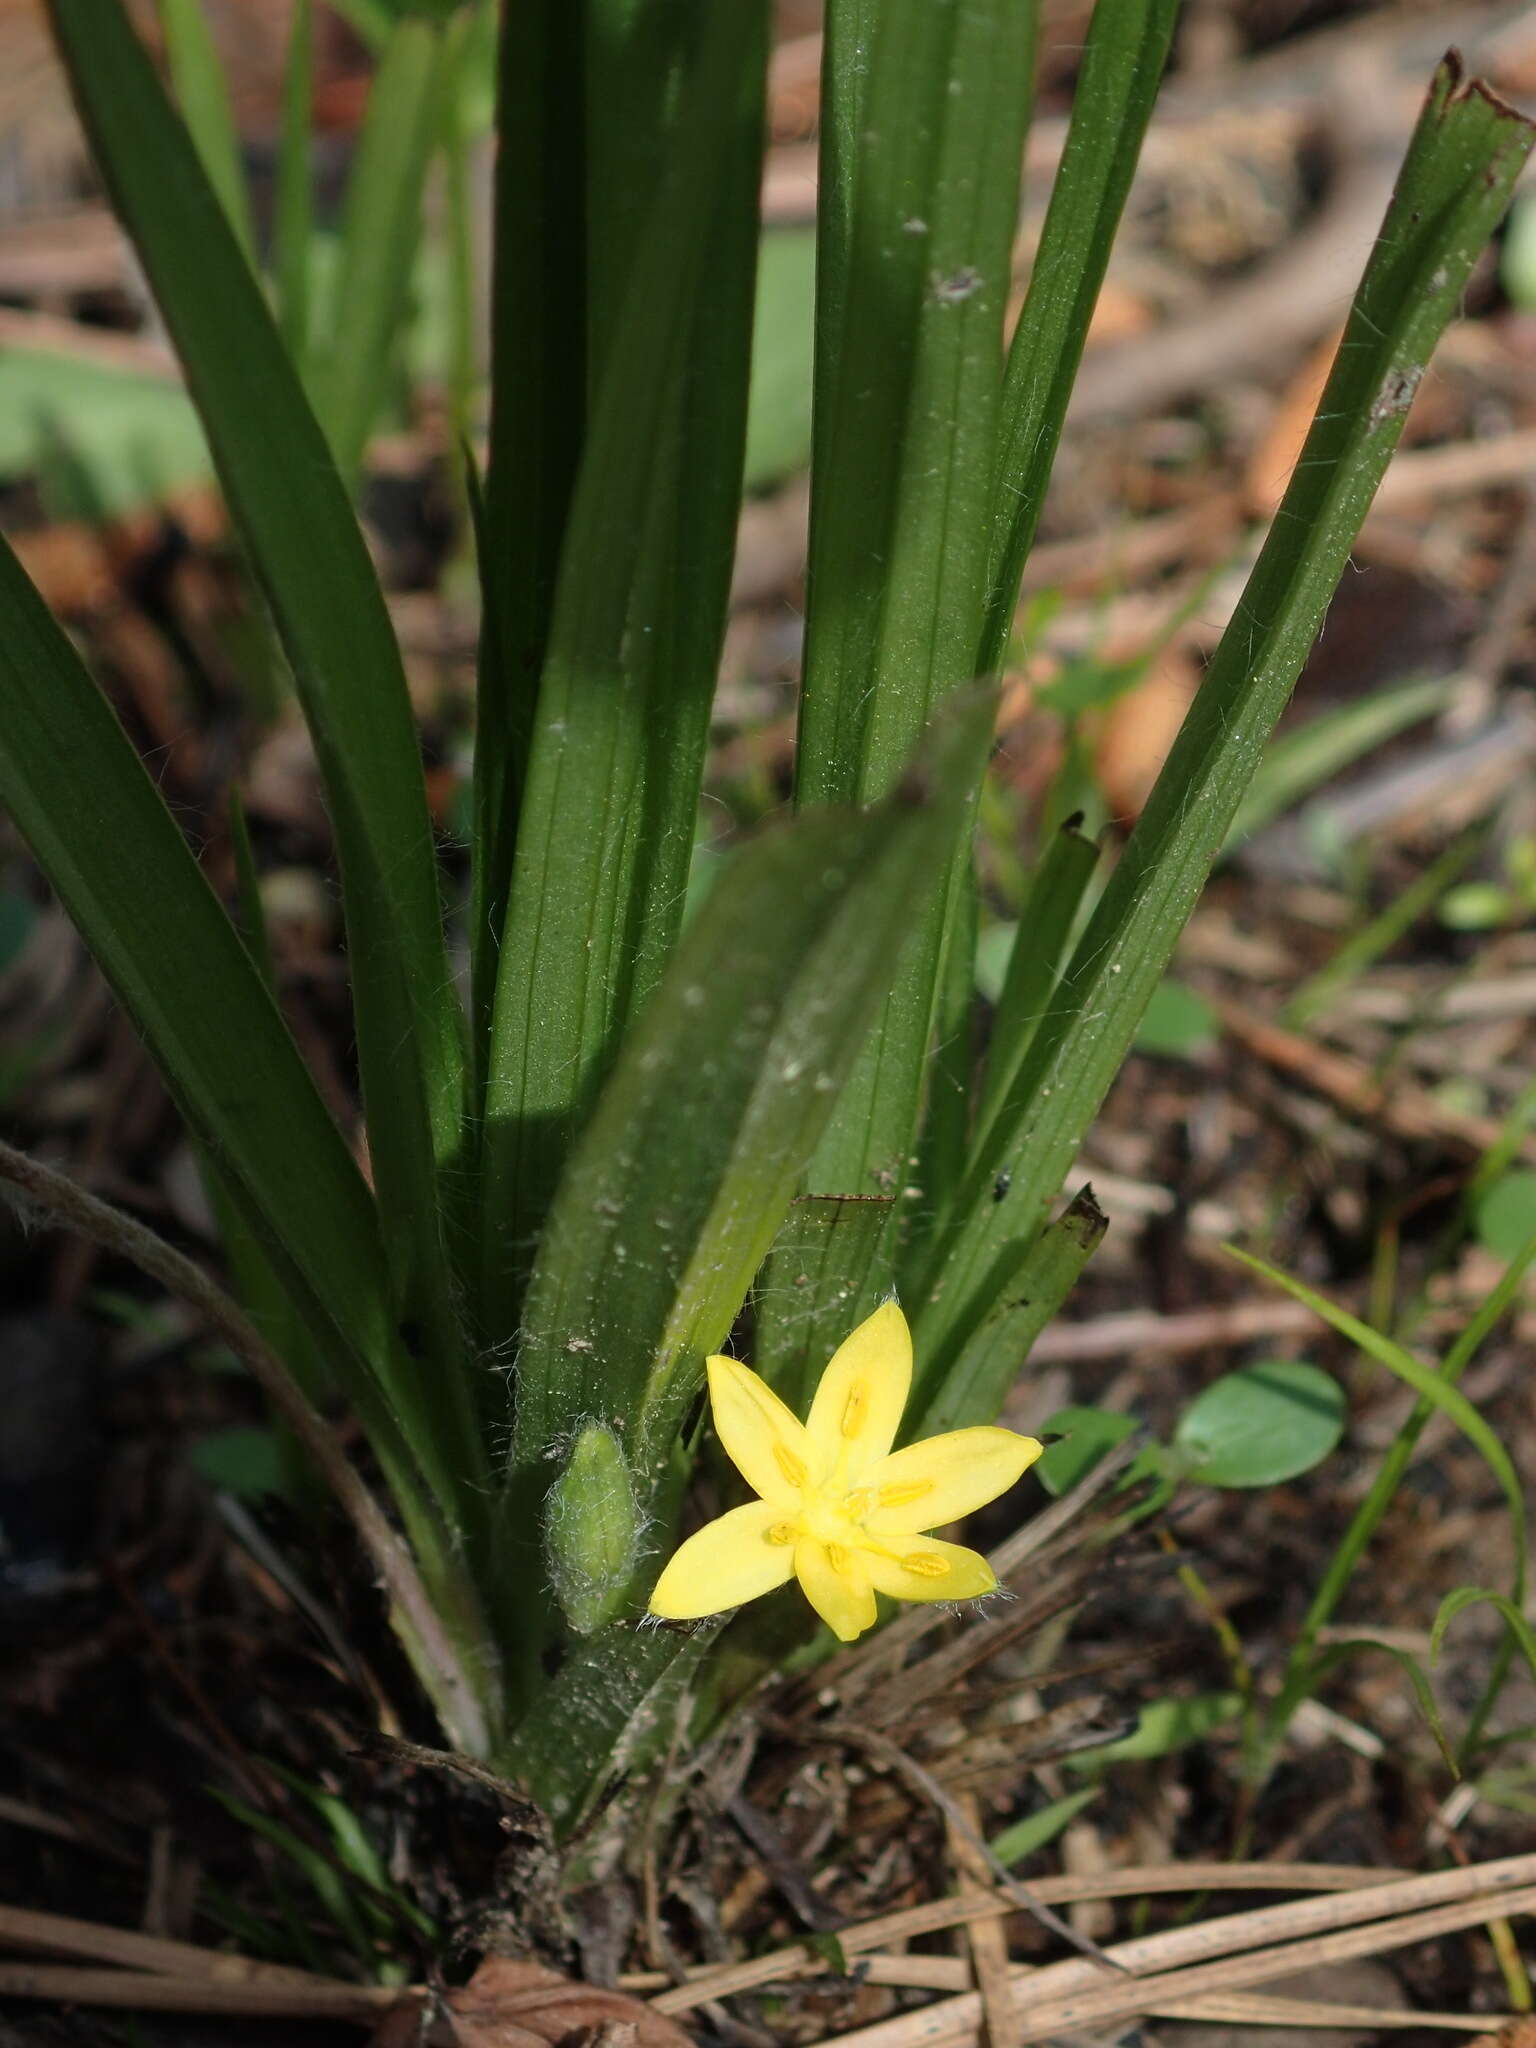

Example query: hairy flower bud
[544,1422,641,1635]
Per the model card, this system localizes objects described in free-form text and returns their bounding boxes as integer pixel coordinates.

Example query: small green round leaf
[1474,1171,1536,1265]
[1439,881,1513,931]
[1174,1360,1344,1488]
[1135,979,1218,1059]
[1036,1405,1139,1496]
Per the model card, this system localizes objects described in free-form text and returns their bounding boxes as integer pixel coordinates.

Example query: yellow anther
[902,1551,950,1579]
[826,1542,852,1575]
[772,1441,807,1488]
[840,1382,869,1438]
[765,1521,797,1546]
[878,1477,935,1508]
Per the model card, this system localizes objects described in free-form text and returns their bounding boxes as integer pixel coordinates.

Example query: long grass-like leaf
[317,14,453,485]
[156,0,256,261]
[473,0,587,1083]
[979,0,1179,673]
[478,4,767,1338]
[47,0,477,1487]
[795,0,1036,1202]
[916,60,1535,1383]
[274,0,314,365]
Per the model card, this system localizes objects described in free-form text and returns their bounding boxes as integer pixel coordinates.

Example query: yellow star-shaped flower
[648,1301,1042,1643]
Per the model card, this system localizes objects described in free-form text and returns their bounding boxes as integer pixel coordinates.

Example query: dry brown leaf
[1092,648,1200,826]
[373,1959,697,2048]
[1243,327,1341,520]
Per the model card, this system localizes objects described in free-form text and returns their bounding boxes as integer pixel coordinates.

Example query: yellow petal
[793,1537,878,1642]
[804,1300,911,1482]
[648,1501,796,1620]
[706,1355,814,1506]
[861,1536,998,1605]
[861,1426,1043,1535]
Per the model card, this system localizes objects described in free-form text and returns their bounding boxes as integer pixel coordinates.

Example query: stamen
[902,1551,950,1579]
[772,1441,807,1487]
[840,1382,869,1438]
[878,1477,934,1508]
[826,1542,852,1575]
[765,1522,796,1546]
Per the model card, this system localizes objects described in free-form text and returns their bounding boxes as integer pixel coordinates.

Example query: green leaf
[313,15,453,484]
[988,1787,1101,1866]
[796,0,1036,1200]
[1475,1171,1536,1263]
[744,228,818,490]
[753,1196,896,1419]
[479,5,768,1336]
[501,1616,721,1835]
[49,0,474,1471]
[1433,1587,1536,1689]
[1284,826,1485,1029]
[1228,1248,1528,1601]
[156,0,256,261]
[274,0,314,364]
[0,347,209,518]
[916,60,1536,1383]
[189,1425,288,1498]
[909,1185,1106,1437]
[1135,978,1219,1060]
[473,0,587,1080]
[1035,1406,1139,1498]
[1065,1691,1244,1770]
[1307,1638,1456,1774]
[1224,673,1458,848]
[974,818,1100,1145]
[1173,1360,1345,1488]
[511,691,996,1522]
[979,0,1179,672]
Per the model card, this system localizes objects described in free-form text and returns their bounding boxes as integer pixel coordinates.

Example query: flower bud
[543,1422,641,1635]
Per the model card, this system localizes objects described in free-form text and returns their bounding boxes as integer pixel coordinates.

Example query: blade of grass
[796,0,1036,1212]
[472,0,587,1090]
[273,0,314,366]
[1230,1231,1536,1776]
[1282,825,1486,1029]
[478,4,767,1339]
[155,0,256,262]
[978,0,1179,675]
[916,60,1535,1386]
[1223,672,1458,849]
[315,13,454,486]
[909,1186,1106,1438]
[48,0,477,1491]
[973,817,1100,1147]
